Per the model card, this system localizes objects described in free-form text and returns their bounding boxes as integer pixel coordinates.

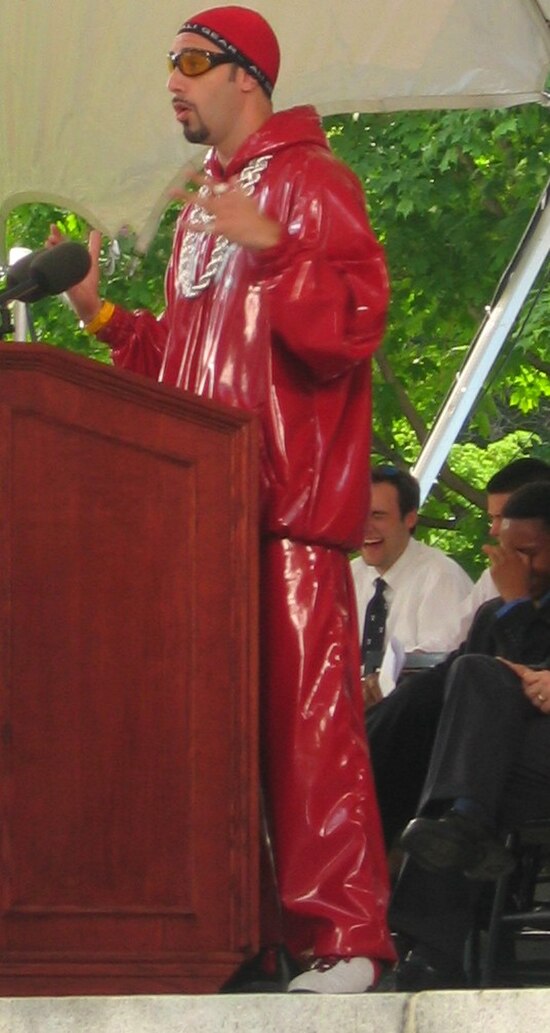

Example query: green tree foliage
[326,106,550,574]
[2,106,549,575]
[2,203,180,363]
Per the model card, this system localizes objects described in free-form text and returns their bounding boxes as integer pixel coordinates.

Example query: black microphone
[0,242,91,305]
[1,249,40,301]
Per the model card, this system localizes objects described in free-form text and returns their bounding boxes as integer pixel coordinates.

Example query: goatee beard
[183,123,210,145]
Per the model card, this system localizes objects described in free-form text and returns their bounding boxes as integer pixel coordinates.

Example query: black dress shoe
[395,949,466,992]
[219,944,302,993]
[400,812,515,881]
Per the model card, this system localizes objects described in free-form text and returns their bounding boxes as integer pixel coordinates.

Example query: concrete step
[2,990,550,1033]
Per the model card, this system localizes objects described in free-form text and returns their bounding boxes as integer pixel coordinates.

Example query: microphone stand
[13,300,36,341]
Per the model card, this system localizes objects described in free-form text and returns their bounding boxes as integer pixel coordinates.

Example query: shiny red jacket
[99,106,389,549]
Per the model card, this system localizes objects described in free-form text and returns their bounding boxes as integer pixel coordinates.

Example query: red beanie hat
[179,5,280,97]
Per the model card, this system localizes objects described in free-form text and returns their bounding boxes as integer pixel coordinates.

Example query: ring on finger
[537,693,545,702]
[212,182,229,196]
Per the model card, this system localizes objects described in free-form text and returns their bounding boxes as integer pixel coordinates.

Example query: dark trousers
[389,654,550,962]
[366,665,447,846]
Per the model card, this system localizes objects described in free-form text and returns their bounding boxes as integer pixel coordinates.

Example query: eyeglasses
[167,48,236,77]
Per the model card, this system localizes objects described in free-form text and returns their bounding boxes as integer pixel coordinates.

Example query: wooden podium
[0,343,259,995]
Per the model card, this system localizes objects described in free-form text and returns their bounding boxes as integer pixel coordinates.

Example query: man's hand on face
[482,541,530,602]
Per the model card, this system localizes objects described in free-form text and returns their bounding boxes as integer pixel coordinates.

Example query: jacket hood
[205,105,330,179]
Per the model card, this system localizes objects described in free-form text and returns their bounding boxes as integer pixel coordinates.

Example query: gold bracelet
[81,300,115,334]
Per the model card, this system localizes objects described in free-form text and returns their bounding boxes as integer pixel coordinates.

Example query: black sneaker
[395,947,466,992]
[219,944,302,993]
[400,812,515,880]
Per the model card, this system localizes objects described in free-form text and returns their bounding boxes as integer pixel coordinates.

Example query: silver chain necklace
[176,154,273,299]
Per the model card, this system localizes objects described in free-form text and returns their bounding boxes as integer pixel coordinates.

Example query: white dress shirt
[439,566,498,650]
[351,536,473,655]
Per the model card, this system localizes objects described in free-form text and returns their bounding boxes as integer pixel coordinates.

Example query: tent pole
[412,179,550,504]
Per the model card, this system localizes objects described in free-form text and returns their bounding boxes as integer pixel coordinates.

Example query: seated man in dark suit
[386,481,550,989]
[367,478,550,850]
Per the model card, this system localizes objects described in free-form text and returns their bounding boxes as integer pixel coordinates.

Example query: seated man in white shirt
[445,456,550,648]
[366,461,550,850]
[351,465,472,706]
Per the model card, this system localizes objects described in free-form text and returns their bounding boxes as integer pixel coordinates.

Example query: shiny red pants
[260,538,395,961]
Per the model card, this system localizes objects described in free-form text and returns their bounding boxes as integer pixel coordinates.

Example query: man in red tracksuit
[50,5,395,991]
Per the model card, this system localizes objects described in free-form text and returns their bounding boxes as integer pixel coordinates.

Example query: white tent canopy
[1,0,549,250]
[1,1,549,497]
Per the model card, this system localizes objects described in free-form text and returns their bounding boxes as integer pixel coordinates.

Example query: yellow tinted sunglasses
[167,48,236,77]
